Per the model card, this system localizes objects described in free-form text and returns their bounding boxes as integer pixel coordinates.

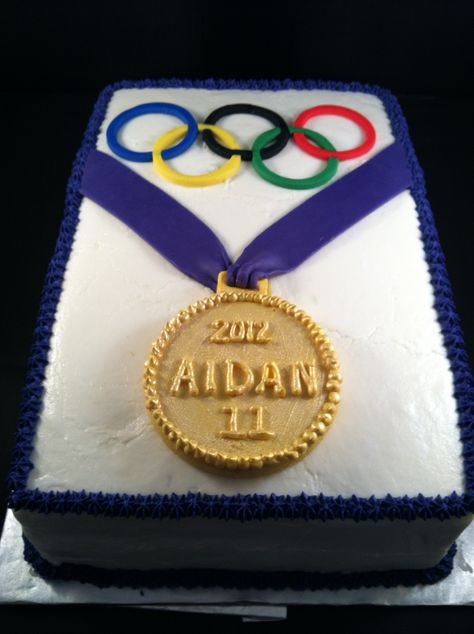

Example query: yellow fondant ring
[152,123,241,187]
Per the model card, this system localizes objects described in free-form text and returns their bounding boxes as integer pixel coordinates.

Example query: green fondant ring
[252,127,339,190]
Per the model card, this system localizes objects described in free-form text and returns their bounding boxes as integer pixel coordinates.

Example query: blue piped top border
[7,78,474,522]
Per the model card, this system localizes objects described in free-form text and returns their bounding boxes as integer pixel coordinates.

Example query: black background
[1,0,473,629]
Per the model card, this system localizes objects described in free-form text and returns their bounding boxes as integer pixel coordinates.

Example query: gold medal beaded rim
[143,280,341,477]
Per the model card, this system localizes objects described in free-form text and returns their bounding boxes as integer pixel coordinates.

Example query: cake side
[16,510,472,573]
[8,79,474,589]
[21,534,458,592]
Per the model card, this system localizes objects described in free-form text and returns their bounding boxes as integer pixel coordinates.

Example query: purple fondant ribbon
[80,143,412,290]
[80,151,231,289]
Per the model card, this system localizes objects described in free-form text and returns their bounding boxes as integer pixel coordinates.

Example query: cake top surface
[14,81,472,511]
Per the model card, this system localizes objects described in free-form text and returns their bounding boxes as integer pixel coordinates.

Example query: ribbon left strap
[80,150,231,289]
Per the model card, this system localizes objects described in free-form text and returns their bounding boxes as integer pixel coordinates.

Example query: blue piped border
[7,79,474,526]
[23,537,456,591]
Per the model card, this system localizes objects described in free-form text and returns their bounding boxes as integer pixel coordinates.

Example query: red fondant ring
[293,105,376,160]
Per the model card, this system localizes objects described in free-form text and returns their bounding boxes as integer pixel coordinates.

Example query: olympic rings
[252,127,339,190]
[202,103,291,162]
[106,102,198,163]
[293,105,376,160]
[152,123,241,187]
[106,101,377,189]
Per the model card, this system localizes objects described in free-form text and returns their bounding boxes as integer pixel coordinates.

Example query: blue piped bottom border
[24,537,456,591]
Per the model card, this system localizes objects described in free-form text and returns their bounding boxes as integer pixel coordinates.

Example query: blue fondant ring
[106,102,198,162]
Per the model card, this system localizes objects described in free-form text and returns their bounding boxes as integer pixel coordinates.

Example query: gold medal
[144,273,341,476]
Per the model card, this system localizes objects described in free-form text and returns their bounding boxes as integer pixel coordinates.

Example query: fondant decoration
[252,127,339,189]
[144,273,340,475]
[293,105,376,160]
[106,101,377,189]
[81,142,410,472]
[202,103,291,161]
[106,102,198,162]
[81,150,230,290]
[80,142,412,292]
[227,142,411,288]
[152,123,241,187]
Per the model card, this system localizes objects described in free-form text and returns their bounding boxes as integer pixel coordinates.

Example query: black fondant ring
[202,103,291,161]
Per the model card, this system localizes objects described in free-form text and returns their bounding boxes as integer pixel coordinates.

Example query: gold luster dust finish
[144,292,341,475]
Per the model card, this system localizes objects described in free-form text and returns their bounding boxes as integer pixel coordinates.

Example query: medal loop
[153,123,241,187]
[216,271,270,295]
[106,102,198,163]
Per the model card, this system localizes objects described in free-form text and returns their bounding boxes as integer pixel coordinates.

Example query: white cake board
[0,511,473,613]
